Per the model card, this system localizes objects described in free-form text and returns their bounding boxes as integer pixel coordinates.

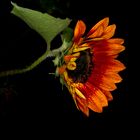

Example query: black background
[0,0,129,138]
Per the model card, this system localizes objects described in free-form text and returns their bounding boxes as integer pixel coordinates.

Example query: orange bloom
[58,17,126,116]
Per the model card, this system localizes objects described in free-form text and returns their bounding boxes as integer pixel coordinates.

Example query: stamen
[67,49,94,83]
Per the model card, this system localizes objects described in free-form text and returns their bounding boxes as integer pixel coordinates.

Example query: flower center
[67,49,94,83]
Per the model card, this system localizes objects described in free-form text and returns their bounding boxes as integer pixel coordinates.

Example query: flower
[57,17,126,116]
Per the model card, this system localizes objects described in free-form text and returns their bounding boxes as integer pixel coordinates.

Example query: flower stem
[0,50,50,77]
[0,40,72,78]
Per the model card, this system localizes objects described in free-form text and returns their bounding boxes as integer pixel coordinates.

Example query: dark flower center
[67,49,94,83]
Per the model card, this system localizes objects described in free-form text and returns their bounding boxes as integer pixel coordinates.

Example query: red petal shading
[94,44,125,55]
[58,17,125,116]
[94,59,126,72]
[78,84,103,112]
[86,82,108,107]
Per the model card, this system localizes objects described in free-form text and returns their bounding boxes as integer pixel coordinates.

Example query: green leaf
[61,27,73,42]
[11,2,71,49]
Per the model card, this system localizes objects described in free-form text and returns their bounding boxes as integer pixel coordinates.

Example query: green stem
[0,50,50,77]
[0,39,72,78]
[47,42,51,51]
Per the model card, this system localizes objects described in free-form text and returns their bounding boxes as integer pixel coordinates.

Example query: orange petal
[85,82,108,107]
[95,59,126,72]
[88,25,104,38]
[94,45,125,55]
[76,96,89,116]
[94,43,125,53]
[104,72,123,83]
[64,52,80,63]
[107,44,125,52]
[64,55,73,63]
[107,43,125,49]
[91,75,117,91]
[90,37,104,41]
[107,44,125,53]
[102,90,113,101]
[84,83,103,112]
[99,82,117,92]
[94,88,108,107]
[87,17,109,36]
[58,65,66,74]
[106,60,126,72]
[102,24,116,39]
[107,38,124,44]
[93,53,119,60]
[78,104,89,116]
[88,95,103,113]
[74,20,86,43]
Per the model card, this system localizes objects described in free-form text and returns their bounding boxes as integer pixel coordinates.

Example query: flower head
[57,17,125,116]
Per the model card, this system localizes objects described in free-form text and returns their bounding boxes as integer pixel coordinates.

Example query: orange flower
[58,17,126,116]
